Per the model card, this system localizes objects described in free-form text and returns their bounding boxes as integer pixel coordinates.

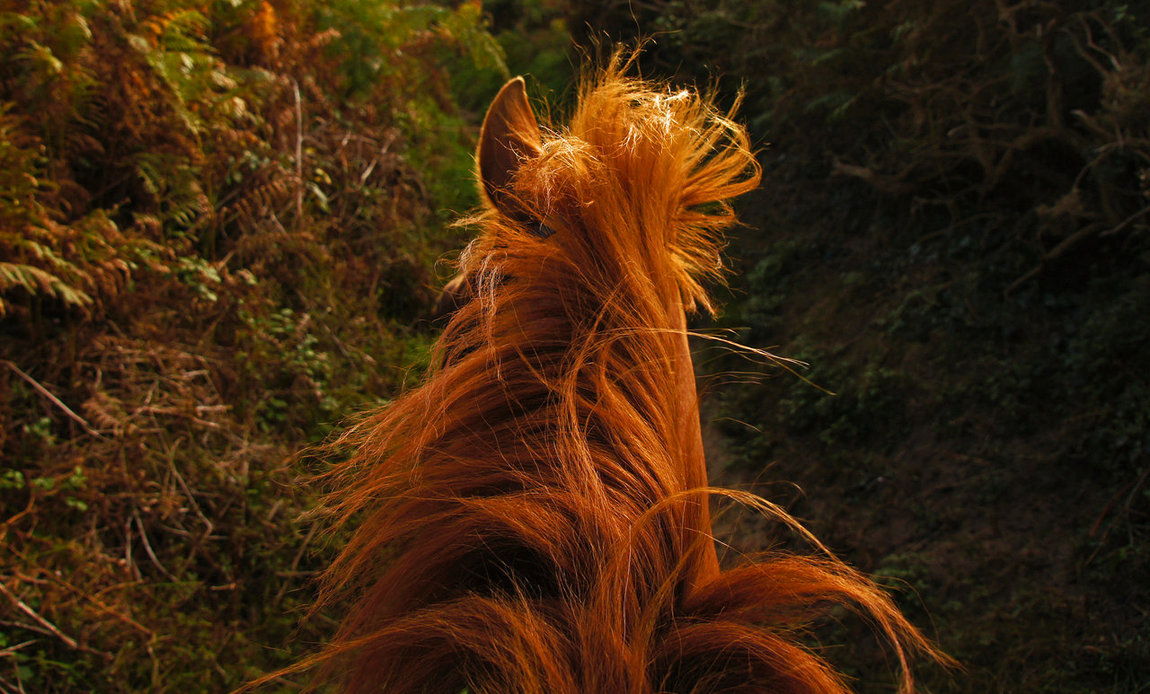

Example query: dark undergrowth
[570,0,1150,690]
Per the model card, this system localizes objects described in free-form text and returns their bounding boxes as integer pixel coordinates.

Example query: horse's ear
[478,77,542,219]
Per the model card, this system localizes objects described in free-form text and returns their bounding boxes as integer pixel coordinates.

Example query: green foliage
[315,0,506,98]
[873,551,934,619]
[0,0,507,690]
[446,0,574,113]
[736,238,814,343]
[783,358,909,449]
[0,103,93,314]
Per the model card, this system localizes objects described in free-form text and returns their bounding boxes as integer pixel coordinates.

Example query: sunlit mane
[272,53,943,694]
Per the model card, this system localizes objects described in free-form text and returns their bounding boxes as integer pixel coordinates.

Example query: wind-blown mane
[291,56,942,693]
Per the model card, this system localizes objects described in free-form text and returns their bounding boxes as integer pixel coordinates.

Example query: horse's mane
[286,54,944,693]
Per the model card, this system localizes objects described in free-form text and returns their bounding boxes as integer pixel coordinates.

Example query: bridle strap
[531,220,556,239]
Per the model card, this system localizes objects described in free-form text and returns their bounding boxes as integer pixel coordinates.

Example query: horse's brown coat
[295,55,943,693]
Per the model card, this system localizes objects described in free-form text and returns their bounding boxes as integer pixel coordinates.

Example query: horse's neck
[667,300,721,584]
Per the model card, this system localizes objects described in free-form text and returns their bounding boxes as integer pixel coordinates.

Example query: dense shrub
[0,1,505,690]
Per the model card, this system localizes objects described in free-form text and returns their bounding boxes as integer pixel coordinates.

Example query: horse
[288,54,943,693]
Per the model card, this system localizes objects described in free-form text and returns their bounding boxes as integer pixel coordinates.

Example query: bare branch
[3,361,101,437]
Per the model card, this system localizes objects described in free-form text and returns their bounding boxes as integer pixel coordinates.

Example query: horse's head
[269,58,947,694]
[439,64,760,324]
[428,67,767,591]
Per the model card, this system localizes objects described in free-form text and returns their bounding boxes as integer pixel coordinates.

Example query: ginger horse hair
[285,57,944,693]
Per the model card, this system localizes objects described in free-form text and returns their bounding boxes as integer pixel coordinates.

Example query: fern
[438,1,508,77]
[0,2,511,686]
[0,102,95,314]
[314,0,506,96]
[0,101,45,224]
[0,261,92,314]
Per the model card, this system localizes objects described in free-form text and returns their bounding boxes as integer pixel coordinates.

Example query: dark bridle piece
[531,220,556,239]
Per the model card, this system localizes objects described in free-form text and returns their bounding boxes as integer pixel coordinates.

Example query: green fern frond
[0,261,92,314]
[438,2,508,79]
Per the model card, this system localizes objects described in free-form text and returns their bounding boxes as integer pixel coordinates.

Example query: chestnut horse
[295,57,942,693]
